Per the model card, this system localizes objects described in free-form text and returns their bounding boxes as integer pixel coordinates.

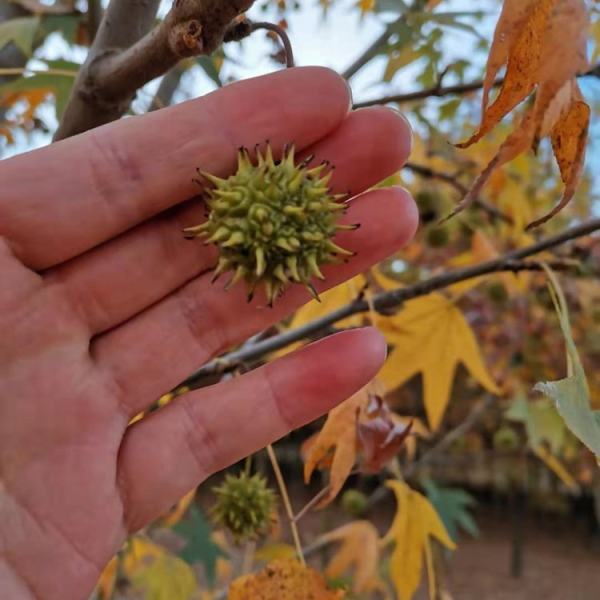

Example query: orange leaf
[318,521,384,595]
[457,0,557,149]
[529,83,590,228]
[302,387,368,507]
[95,555,118,600]
[228,559,344,600]
[453,0,590,226]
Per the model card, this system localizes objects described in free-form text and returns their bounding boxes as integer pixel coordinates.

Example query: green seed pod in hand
[211,472,277,543]
[184,144,356,306]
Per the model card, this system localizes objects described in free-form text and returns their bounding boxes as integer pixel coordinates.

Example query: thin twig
[250,22,295,68]
[403,162,512,223]
[175,217,600,393]
[292,486,331,523]
[0,67,78,78]
[266,444,305,565]
[353,62,600,109]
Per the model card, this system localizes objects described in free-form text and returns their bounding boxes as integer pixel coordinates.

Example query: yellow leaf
[378,294,500,430]
[318,521,385,595]
[122,537,197,600]
[228,559,344,599]
[288,275,366,330]
[384,481,455,600]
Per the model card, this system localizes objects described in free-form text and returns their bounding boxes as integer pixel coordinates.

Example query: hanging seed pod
[210,472,277,543]
[184,144,356,305]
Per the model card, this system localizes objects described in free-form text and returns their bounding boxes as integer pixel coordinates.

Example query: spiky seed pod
[211,472,277,543]
[183,144,356,305]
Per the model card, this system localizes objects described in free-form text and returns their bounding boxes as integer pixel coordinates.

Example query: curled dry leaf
[358,393,413,474]
[303,384,413,507]
[452,0,590,228]
[228,558,345,600]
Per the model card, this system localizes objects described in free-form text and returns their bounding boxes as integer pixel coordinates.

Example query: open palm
[0,67,416,599]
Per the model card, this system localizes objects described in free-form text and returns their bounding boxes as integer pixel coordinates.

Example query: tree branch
[353,62,600,109]
[86,0,103,43]
[174,217,600,393]
[55,0,255,140]
[55,0,162,139]
[403,162,512,223]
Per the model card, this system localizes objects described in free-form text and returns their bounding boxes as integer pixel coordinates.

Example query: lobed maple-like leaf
[384,480,456,600]
[378,293,500,430]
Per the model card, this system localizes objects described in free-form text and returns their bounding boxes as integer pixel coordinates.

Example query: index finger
[0,67,350,269]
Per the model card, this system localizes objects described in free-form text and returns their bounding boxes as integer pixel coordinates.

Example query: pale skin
[0,67,417,599]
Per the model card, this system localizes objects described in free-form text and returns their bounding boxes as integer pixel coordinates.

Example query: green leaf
[197,55,222,88]
[384,46,422,81]
[173,507,226,585]
[422,479,479,542]
[534,266,600,460]
[40,14,81,44]
[506,394,566,454]
[0,16,40,56]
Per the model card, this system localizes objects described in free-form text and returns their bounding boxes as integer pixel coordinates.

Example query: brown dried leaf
[357,394,413,474]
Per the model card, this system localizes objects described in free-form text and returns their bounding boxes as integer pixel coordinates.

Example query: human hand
[0,67,416,599]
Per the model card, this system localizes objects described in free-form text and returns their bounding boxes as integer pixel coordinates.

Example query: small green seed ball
[211,472,277,544]
[184,144,356,305]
